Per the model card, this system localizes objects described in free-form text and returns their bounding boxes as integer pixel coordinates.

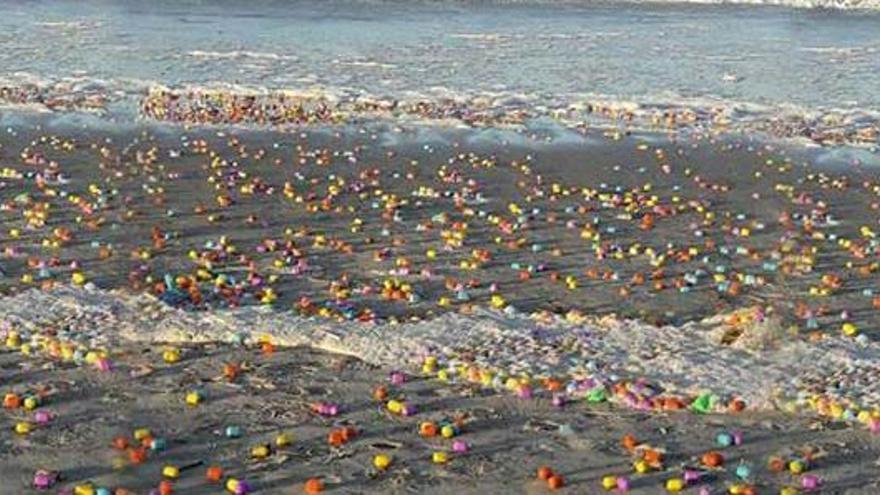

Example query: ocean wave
[444,0,880,10]
[186,50,298,62]
[1,285,877,413]
[1,75,877,149]
[138,83,880,148]
[639,0,880,9]
[332,60,398,69]
[33,20,103,31]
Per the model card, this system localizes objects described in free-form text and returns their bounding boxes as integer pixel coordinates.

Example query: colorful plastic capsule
[162,465,180,479]
[374,454,392,470]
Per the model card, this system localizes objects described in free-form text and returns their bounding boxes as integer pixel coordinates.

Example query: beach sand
[2,340,880,494]
[1,118,880,493]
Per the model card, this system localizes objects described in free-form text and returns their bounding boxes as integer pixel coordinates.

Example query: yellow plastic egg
[374,453,392,470]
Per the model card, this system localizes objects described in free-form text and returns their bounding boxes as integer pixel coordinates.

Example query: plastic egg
[801,474,821,490]
[789,459,806,474]
[601,475,617,490]
[275,432,292,447]
[440,425,456,438]
[162,465,180,479]
[251,444,270,458]
[374,453,392,470]
[716,432,733,447]
[666,478,684,492]
[14,421,33,435]
[185,391,203,406]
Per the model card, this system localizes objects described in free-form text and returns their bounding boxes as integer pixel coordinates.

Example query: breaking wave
[1,286,877,413]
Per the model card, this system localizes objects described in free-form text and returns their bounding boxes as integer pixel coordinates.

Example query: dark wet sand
[2,341,880,494]
[0,121,878,331]
[1,120,880,493]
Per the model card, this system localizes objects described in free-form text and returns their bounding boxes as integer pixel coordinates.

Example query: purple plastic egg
[32,470,55,489]
[34,410,52,425]
[235,480,251,494]
[802,474,821,490]
[732,430,743,445]
[390,371,406,386]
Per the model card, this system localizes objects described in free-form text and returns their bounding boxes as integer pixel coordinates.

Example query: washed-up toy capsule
[419,422,438,437]
[128,447,148,464]
[157,481,173,495]
[621,434,638,451]
[226,478,250,494]
[150,437,167,451]
[206,466,223,482]
[537,466,554,480]
[225,425,242,438]
[440,424,457,438]
[34,410,52,425]
[788,459,807,474]
[717,432,733,447]
[452,440,469,453]
[162,348,180,363]
[683,470,702,483]
[95,357,112,371]
[732,431,743,445]
[374,453,392,470]
[275,432,292,447]
[304,478,324,494]
[735,463,751,480]
[5,331,21,348]
[666,478,684,492]
[372,385,388,401]
[386,400,403,414]
[33,469,58,489]
[389,371,406,385]
[15,421,33,435]
[162,465,180,479]
[767,456,785,472]
[185,391,203,406]
[251,444,270,458]
[601,475,617,490]
[73,483,95,495]
[551,394,566,407]
[23,395,39,410]
[312,402,339,416]
[3,393,20,409]
[547,474,565,489]
[802,474,821,490]
[780,487,798,495]
[701,451,724,468]
[432,451,449,464]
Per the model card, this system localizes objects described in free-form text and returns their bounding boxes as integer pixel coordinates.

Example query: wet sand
[1,118,880,493]
[1,121,877,328]
[2,340,880,494]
